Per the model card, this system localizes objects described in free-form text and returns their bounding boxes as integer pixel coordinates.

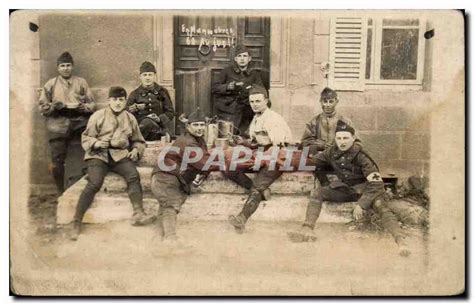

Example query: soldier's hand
[147,113,160,122]
[235,81,244,87]
[53,101,65,110]
[128,104,138,112]
[77,103,86,112]
[137,103,146,111]
[227,81,236,91]
[232,135,245,145]
[94,140,110,149]
[352,205,364,221]
[127,148,139,162]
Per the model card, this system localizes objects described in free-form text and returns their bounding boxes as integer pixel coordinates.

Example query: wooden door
[174,16,270,133]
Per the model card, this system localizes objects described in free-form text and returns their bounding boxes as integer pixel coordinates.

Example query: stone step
[57,191,355,225]
[86,167,314,195]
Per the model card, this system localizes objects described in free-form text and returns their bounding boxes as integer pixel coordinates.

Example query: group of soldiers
[38,47,411,257]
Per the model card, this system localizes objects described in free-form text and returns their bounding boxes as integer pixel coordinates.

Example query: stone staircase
[57,145,357,225]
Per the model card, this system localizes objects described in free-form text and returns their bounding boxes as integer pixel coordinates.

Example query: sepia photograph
[9,9,465,296]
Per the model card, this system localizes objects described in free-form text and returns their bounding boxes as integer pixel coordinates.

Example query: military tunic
[127,83,174,141]
[211,64,264,134]
[38,75,96,193]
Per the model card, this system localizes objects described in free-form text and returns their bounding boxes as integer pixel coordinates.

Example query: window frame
[365,16,426,87]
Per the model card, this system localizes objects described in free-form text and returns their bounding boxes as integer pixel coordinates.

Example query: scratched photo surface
[10,10,464,295]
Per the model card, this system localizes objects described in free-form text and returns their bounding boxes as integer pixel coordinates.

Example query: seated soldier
[227,84,293,233]
[288,120,411,257]
[68,86,155,241]
[301,87,360,186]
[150,108,219,242]
[127,61,175,141]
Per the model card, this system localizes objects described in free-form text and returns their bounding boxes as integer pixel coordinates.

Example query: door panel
[174,15,270,134]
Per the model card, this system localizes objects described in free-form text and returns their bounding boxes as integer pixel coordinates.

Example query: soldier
[211,45,264,135]
[127,61,175,141]
[38,51,96,194]
[301,87,360,186]
[227,85,292,233]
[68,87,155,241]
[288,120,410,257]
[150,108,219,242]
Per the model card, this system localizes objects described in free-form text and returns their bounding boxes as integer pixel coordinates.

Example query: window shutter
[328,17,367,91]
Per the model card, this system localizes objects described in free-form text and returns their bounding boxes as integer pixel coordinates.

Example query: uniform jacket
[127,83,174,126]
[211,64,264,115]
[249,108,293,146]
[301,112,358,154]
[38,75,96,135]
[312,144,385,209]
[81,107,146,163]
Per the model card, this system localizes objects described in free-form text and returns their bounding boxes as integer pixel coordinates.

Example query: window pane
[380,29,419,80]
[382,19,419,26]
[365,28,372,79]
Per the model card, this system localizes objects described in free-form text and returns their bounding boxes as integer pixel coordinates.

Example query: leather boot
[68,219,82,241]
[131,199,156,226]
[52,164,65,195]
[287,225,318,243]
[161,208,178,241]
[228,190,262,233]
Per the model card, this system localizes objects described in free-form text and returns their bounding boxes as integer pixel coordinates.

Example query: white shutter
[328,17,367,91]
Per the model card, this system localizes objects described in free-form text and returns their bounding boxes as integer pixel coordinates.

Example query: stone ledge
[68,167,315,195]
[57,192,354,225]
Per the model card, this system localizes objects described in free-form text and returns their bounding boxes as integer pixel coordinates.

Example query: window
[329,15,426,91]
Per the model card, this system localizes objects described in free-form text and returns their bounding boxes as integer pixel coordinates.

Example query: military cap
[248,84,268,98]
[234,45,251,56]
[335,120,355,135]
[320,87,338,100]
[187,107,206,123]
[108,86,127,98]
[140,61,157,74]
[57,51,74,65]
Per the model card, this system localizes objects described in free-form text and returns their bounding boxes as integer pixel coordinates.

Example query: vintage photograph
[9,10,464,295]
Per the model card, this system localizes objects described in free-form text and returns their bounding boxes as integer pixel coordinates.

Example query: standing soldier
[38,51,96,194]
[211,45,264,135]
[68,86,155,241]
[227,85,292,233]
[288,120,411,257]
[127,61,175,141]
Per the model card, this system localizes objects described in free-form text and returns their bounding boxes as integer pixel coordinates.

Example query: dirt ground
[19,194,430,296]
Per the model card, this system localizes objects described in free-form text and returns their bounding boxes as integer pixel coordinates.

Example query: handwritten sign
[182,24,236,54]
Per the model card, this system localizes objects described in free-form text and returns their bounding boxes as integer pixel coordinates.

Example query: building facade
[25,11,434,189]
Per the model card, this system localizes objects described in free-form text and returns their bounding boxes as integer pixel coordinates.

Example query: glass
[380,28,419,80]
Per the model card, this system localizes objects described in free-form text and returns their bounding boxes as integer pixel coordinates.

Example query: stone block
[377,107,409,131]
[378,160,430,181]
[314,18,330,35]
[336,92,369,106]
[360,133,401,161]
[338,106,376,131]
[401,133,430,160]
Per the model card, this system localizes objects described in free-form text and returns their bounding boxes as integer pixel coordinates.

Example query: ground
[21,194,430,296]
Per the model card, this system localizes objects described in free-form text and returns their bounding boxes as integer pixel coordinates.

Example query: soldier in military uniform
[227,85,293,233]
[300,87,360,186]
[211,45,264,135]
[38,51,96,194]
[288,120,410,256]
[127,61,175,141]
[150,108,220,242]
[68,86,155,241]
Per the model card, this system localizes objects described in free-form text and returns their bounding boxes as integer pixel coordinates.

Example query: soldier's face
[234,52,251,68]
[108,97,127,113]
[249,94,268,113]
[335,131,355,151]
[320,98,339,115]
[187,121,206,137]
[57,63,73,79]
[139,72,156,88]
